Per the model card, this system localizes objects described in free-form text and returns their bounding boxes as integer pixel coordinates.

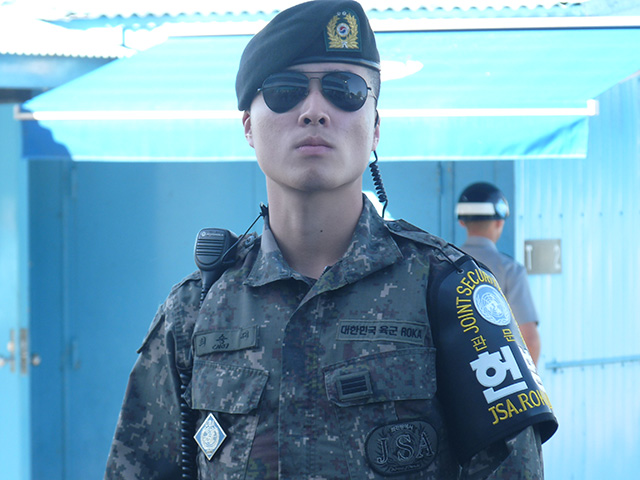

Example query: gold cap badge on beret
[236,1,380,111]
[326,10,361,51]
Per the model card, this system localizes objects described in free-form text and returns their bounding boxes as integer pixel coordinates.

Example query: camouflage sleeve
[459,426,544,480]
[104,304,183,479]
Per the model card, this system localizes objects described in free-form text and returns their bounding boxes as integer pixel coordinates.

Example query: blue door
[0,104,31,480]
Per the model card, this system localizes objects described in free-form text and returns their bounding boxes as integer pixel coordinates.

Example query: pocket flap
[324,347,436,407]
[190,359,269,414]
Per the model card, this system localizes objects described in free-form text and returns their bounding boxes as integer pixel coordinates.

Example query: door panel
[1,104,30,480]
[29,160,67,480]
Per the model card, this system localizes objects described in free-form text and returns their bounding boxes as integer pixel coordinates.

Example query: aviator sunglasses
[257,71,376,113]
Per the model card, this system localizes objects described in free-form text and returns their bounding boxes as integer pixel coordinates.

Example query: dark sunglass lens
[261,73,309,113]
[262,86,307,113]
[322,72,368,111]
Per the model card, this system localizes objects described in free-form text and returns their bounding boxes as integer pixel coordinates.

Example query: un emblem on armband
[473,284,512,326]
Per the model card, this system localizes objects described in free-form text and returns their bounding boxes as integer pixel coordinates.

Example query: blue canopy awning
[19,26,640,161]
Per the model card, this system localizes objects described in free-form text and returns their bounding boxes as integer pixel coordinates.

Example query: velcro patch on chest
[365,420,438,476]
[194,326,258,355]
[337,320,426,345]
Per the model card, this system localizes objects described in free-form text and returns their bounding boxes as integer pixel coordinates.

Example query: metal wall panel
[517,73,640,479]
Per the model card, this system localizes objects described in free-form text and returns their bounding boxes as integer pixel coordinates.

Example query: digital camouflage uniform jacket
[105,198,549,480]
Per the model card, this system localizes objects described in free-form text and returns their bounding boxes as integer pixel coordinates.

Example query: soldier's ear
[243,110,254,148]
[372,110,380,151]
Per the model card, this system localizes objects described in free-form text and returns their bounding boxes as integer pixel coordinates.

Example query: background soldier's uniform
[461,236,539,328]
[105,198,555,479]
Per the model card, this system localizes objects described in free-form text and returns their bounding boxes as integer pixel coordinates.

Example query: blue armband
[429,255,558,462]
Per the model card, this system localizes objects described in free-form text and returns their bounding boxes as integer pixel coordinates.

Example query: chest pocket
[323,347,446,479]
[189,359,268,413]
[187,359,268,475]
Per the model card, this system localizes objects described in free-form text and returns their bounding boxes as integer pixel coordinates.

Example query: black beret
[236,0,380,111]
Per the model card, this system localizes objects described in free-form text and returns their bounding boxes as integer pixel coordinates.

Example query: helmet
[456,182,510,221]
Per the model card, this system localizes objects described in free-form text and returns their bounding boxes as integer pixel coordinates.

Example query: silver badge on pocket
[194,413,227,461]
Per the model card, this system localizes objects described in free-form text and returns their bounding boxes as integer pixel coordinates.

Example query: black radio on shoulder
[194,228,239,299]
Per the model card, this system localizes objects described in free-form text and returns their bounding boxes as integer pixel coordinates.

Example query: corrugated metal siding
[516,72,640,479]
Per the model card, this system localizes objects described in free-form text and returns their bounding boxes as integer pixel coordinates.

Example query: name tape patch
[194,326,257,355]
[337,320,426,345]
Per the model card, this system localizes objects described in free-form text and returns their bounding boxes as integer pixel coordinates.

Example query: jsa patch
[365,420,438,476]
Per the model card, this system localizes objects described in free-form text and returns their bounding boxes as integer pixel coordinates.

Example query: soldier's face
[243,62,379,196]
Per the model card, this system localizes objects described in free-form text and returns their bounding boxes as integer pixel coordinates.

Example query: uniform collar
[244,196,402,288]
[463,235,498,251]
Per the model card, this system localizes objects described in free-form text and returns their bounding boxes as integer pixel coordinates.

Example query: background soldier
[457,182,542,365]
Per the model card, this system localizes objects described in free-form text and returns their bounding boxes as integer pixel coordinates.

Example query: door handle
[0,329,40,373]
[0,329,16,372]
[20,328,35,374]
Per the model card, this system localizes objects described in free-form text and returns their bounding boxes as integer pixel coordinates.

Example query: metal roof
[0,0,608,26]
[4,0,638,54]
[1,1,591,19]
[4,0,640,26]
[0,6,134,57]
[2,0,637,80]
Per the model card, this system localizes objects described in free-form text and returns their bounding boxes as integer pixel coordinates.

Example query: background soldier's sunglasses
[257,71,376,113]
